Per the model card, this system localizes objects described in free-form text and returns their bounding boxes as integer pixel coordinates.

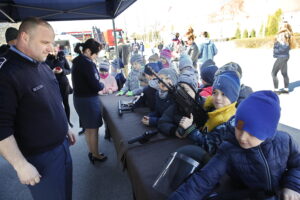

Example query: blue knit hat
[144,62,160,75]
[235,91,281,140]
[200,66,218,85]
[130,54,144,65]
[200,59,215,70]
[111,58,124,69]
[213,71,240,103]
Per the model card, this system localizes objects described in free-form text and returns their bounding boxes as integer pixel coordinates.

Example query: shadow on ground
[289,80,300,92]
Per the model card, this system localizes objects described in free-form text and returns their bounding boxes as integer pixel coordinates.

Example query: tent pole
[112,18,119,60]
[0,9,15,22]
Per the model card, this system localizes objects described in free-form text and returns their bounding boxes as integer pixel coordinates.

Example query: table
[100,95,192,200]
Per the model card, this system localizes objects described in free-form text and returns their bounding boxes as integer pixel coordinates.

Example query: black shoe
[88,153,107,164]
[78,128,85,135]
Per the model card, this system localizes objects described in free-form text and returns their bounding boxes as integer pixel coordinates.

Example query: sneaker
[280,88,289,94]
[274,89,281,94]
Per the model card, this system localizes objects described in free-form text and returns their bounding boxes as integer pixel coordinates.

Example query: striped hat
[99,61,110,71]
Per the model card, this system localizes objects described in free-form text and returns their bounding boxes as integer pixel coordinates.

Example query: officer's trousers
[27,139,72,200]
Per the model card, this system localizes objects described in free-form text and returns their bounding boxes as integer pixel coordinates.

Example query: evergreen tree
[235,27,241,39]
[266,9,282,36]
[243,29,248,38]
[250,29,256,38]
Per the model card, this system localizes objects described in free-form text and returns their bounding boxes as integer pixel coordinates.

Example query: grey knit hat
[179,53,193,71]
[130,54,144,65]
[178,71,198,92]
[99,60,110,71]
[215,62,242,78]
[158,68,178,85]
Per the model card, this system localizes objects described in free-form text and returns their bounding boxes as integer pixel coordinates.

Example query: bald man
[0,17,75,200]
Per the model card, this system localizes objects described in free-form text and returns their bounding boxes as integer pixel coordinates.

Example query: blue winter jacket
[273,41,290,58]
[148,92,175,127]
[169,127,300,200]
[198,39,218,64]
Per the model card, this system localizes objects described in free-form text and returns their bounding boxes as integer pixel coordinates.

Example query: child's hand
[141,116,149,126]
[126,91,134,96]
[98,91,104,95]
[108,89,113,94]
[282,188,300,200]
[179,114,193,129]
[116,91,124,96]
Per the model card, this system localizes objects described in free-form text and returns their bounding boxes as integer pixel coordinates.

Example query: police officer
[0,17,76,200]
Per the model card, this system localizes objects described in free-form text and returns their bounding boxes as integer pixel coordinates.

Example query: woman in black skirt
[71,39,107,163]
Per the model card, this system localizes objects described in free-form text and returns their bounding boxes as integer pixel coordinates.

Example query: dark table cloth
[99,95,193,200]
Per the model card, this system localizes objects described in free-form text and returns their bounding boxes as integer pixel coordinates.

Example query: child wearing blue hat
[170,91,300,200]
[177,71,240,155]
[132,62,161,111]
[199,65,218,97]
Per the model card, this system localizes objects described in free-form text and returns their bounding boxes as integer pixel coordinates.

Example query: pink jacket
[99,75,118,95]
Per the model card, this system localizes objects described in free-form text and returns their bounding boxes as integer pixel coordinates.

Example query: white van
[55,34,80,61]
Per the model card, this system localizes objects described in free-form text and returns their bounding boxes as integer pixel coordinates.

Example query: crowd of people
[0,17,299,200]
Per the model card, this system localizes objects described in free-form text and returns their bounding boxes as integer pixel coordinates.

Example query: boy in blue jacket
[169,91,300,200]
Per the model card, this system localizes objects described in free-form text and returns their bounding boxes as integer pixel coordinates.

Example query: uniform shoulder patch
[0,57,7,69]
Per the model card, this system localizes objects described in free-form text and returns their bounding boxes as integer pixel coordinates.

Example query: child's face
[132,62,141,70]
[158,74,172,91]
[212,89,231,109]
[235,128,263,149]
[160,57,167,64]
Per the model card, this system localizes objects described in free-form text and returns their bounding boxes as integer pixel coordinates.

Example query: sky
[49,0,300,39]
[49,0,226,34]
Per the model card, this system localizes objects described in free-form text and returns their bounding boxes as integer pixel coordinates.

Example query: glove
[126,91,134,96]
[116,91,125,96]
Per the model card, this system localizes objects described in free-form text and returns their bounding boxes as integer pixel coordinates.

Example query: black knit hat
[5,27,18,43]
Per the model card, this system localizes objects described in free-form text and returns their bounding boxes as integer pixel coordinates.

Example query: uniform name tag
[32,84,44,92]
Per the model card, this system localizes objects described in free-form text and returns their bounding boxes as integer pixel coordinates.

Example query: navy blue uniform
[72,54,104,129]
[0,47,72,200]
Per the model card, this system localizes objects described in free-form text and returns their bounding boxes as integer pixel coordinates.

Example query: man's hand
[282,188,300,200]
[141,116,150,126]
[179,114,193,129]
[67,130,76,145]
[15,161,41,186]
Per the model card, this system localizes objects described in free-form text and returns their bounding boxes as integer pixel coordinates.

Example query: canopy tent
[0,0,137,61]
[0,0,136,22]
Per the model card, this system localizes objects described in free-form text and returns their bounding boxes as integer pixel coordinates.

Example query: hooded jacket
[169,125,300,200]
